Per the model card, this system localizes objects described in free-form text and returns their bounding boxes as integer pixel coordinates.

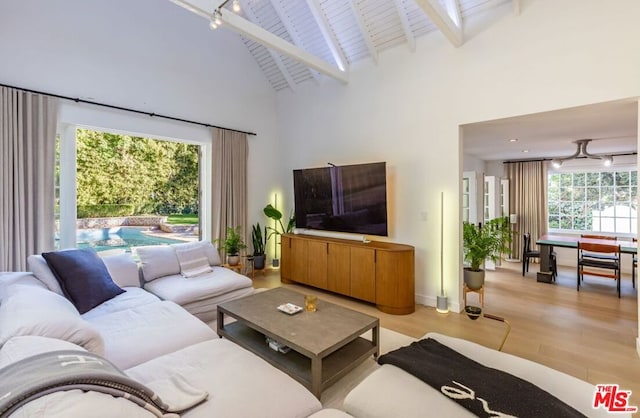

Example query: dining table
[535,234,637,281]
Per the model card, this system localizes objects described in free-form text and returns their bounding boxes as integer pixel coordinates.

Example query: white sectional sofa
[135,242,254,323]
[0,247,339,417]
[343,332,631,418]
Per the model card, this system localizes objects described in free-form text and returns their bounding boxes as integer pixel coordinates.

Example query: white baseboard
[417,293,461,314]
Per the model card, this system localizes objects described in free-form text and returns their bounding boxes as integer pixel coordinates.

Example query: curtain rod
[503,152,637,164]
[0,82,256,136]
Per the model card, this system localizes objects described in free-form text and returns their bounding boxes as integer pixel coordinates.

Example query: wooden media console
[281,234,415,315]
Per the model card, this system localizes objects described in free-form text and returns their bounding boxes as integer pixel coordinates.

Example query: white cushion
[135,245,180,282]
[81,287,161,320]
[27,254,64,295]
[172,240,221,266]
[0,285,104,355]
[0,336,86,369]
[126,339,322,418]
[143,267,252,305]
[175,245,213,278]
[88,301,215,369]
[181,286,255,322]
[0,272,47,302]
[102,253,141,288]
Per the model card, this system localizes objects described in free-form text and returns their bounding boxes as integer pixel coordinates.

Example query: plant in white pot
[462,221,502,290]
[217,226,247,266]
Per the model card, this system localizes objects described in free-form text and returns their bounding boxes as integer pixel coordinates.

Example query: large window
[547,170,637,234]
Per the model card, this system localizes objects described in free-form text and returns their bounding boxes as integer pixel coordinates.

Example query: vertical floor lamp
[436,191,449,313]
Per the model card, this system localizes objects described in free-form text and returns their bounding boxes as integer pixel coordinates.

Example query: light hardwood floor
[250,261,640,407]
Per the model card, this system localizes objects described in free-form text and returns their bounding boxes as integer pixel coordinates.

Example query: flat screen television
[293,162,388,236]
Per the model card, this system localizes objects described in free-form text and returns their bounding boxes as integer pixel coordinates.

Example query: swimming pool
[76,227,189,253]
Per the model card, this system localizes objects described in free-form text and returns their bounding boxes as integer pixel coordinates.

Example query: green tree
[75,129,199,217]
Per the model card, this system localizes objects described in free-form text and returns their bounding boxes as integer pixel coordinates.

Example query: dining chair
[522,233,557,279]
[577,241,621,297]
[579,234,618,262]
[522,233,540,276]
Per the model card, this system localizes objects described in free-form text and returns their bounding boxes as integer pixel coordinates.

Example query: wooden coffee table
[217,287,379,398]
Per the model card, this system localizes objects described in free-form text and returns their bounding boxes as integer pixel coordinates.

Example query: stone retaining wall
[77,216,167,229]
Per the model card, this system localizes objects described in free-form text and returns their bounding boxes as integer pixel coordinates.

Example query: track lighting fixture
[550,139,614,169]
[209,0,240,30]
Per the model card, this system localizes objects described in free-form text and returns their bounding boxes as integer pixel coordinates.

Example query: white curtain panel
[211,127,248,259]
[505,160,548,260]
[0,87,58,271]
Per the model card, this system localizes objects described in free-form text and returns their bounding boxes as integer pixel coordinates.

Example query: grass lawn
[166,214,199,225]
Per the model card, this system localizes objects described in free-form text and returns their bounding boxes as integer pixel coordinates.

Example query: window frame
[57,123,209,249]
[547,164,637,237]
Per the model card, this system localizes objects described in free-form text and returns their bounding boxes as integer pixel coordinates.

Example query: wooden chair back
[580,234,616,240]
[577,241,620,281]
[578,241,620,254]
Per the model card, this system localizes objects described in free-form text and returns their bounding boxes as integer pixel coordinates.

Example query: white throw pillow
[172,240,221,266]
[0,336,87,369]
[0,285,104,355]
[26,254,65,295]
[135,245,180,282]
[102,253,141,288]
[174,246,213,278]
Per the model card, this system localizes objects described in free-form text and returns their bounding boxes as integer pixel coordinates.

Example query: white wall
[275,0,640,313]
[0,0,281,245]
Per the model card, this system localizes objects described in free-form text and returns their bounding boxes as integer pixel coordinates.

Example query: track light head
[551,159,562,169]
[232,0,241,12]
[603,155,613,167]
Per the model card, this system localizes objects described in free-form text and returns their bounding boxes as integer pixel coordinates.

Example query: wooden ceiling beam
[444,0,462,28]
[305,0,349,71]
[269,0,321,82]
[414,0,463,47]
[348,0,378,65]
[393,0,416,52]
[240,0,297,91]
[169,0,348,83]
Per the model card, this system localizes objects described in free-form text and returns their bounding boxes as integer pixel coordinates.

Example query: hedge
[77,204,136,218]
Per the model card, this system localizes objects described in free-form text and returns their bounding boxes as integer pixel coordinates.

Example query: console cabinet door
[327,243,350,296]
[350,247,375,303]
[290,238,309,284]
[375,250,415,314]
[280,235,292,282]
[307,241,328,288]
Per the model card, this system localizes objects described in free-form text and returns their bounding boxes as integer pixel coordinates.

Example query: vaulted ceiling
[170,0,516,91]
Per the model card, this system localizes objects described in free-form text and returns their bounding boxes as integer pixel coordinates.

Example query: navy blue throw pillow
[42,248,125,314]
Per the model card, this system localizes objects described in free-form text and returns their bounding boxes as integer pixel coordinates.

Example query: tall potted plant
[216,226,247,266]
[263,204,295,267]
[485,216,513,265]
[463,221,502,290]
[251,222,267,270]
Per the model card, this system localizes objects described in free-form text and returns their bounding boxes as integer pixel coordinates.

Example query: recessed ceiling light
[522,150,529,153]
[509,138,518,142]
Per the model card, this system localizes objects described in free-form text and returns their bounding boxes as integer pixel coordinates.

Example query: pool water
[77,227,188,253]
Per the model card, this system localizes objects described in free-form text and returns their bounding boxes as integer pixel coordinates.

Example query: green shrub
[77,204,135,218]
